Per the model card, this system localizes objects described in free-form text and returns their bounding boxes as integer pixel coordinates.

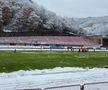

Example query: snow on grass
[0,67,108,90]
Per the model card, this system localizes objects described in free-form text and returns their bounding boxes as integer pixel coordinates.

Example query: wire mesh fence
[84,82,108,90]
[43,82,108,90]
[44,84,80,90]
[21,81,108,90]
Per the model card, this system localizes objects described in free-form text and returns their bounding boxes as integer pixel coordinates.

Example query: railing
[44,84,81,90]
[84,82,108,90]
[21,81,108,90]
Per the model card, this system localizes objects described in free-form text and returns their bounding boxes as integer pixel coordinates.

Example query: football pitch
[0,51,108,72]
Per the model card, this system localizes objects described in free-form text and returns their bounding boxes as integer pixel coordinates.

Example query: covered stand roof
[0,36,97,46]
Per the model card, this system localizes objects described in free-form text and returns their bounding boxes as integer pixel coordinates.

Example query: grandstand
[0,36,98,46]
[0,36,101,51]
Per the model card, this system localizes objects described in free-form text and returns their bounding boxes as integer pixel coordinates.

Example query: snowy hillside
[0,0,81,36]
[74,16,108,35]
[0,0,108,36]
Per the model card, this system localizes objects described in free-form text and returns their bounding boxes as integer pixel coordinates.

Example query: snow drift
[0,67,108,90]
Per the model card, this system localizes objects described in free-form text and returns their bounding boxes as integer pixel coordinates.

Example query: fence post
[80,84,84,90]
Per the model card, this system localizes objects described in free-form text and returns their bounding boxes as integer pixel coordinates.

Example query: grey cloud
[33,0,108,17]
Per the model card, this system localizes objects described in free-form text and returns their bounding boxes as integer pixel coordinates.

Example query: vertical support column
[100,36,103,46]
[80,84,84,90]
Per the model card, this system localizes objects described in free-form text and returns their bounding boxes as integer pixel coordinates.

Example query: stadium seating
[0,36,97,46]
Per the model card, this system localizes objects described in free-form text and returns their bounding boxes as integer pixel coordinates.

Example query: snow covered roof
[0,36,98,46]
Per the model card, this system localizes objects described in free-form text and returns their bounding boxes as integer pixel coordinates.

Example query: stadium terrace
[0,36,100,47]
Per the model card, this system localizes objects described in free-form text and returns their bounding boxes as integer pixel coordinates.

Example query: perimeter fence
[21,81,108,90]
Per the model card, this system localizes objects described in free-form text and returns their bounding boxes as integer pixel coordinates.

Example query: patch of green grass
[0,51,108,72]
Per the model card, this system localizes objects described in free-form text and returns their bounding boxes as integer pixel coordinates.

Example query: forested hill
[74,16,108,36]
[0,0,82,36]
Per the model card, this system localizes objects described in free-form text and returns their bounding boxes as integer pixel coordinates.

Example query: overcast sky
[33,0,108,18]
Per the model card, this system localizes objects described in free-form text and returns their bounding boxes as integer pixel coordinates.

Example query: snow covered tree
[0,18,3,32]
[2,7,12,25]
[0,0,83,36]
